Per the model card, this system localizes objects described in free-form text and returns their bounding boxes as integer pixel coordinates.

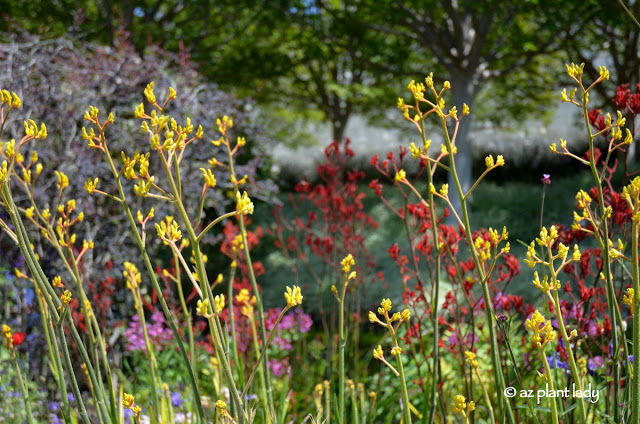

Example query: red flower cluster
[272,139,381,289]
[612,83,640,115]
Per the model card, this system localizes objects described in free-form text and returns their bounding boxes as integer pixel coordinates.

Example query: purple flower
[265,308,313,333]
[541,174,551,184]
[296,310,313,333]
[124,311,173,352]
[588,356,604,373]
[170,390,183,408]
[268,358,290,378]
[447,330,479,347]
[279,314,295,331]
[273,335,292,350]
[547,353,569,376]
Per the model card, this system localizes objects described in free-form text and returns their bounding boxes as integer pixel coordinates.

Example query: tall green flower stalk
[124,261,163,421]
[332,254,357,423]
[1,182,100,424]
[554,63,629,423]
[369,299,413,424]
[82,84,292,422]
[621,178,640,422]
[463,351,495,424]
[525,311,559,424]
[240,285,304,401]
[218,117,276,420]
[81,102,208,423]
[397,76,514,423]
[409,86,444,424]
[0,93,113,424]
[525,226,586,422]
[1,325,36,424]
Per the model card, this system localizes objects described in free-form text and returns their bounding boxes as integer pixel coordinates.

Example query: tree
[359,0,595,216]
[221,0,411,142]
[562,1,640,102]
[561,0,640,167]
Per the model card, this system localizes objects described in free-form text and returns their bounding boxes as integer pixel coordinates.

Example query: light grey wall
[270,102,586,180]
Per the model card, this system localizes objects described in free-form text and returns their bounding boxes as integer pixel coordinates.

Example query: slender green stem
[581,89,621,422]
[325,381,331,424]
[133,288,162,421]
[631,220,640,423]
[197,210,238,242]
[388,326,411,424]
[2,183,103,424]
[100,144,206,422]
[471,367,495,424]
[241,307,292,399]
[224,137,275,418]
[415,113,442,424]
[55,323,91,424]
[551,290,586,421]
[350,385,359,424]
[244,313,270,417]
[338,277,346,424]
[156,151,246,422]
[496,320,541,424]
[540,349,559,424]
[37,291,71,423]
[173,249,197,378]
[439,115,515,424]
[10,348,36,424]
[227,266,245,387]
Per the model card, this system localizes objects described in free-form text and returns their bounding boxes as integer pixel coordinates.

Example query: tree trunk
[447,75,476,223]
[332,118,347,142]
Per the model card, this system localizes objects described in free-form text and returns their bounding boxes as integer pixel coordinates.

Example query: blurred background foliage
[1,4,640,421]
[0,0,639,313]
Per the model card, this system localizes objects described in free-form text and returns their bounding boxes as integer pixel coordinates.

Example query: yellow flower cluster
[341,253,355,273]
[623,288,634,313]
[622,177,640,223]
[196,298,209,317]
[368,298,411,326]
[484,154,505,168]
[24,119,47,140]
[525,225,581,272]
[464,351,478,368]
[236,288,256,317]
[531,271,560,293]
[284,285,303,308]
[217,115,233,134]
[236,191,254,215]
[155,216,182,244]
[525,310,556,347]
[123,262,142,290]
[0,89,21,109]
[144,82,157,105]
[2,324,12,348]
[123,393,142,418]
[453,394,475,417]
[200,168,217,188]
[58,290,72,312]
[214,294,225,314]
